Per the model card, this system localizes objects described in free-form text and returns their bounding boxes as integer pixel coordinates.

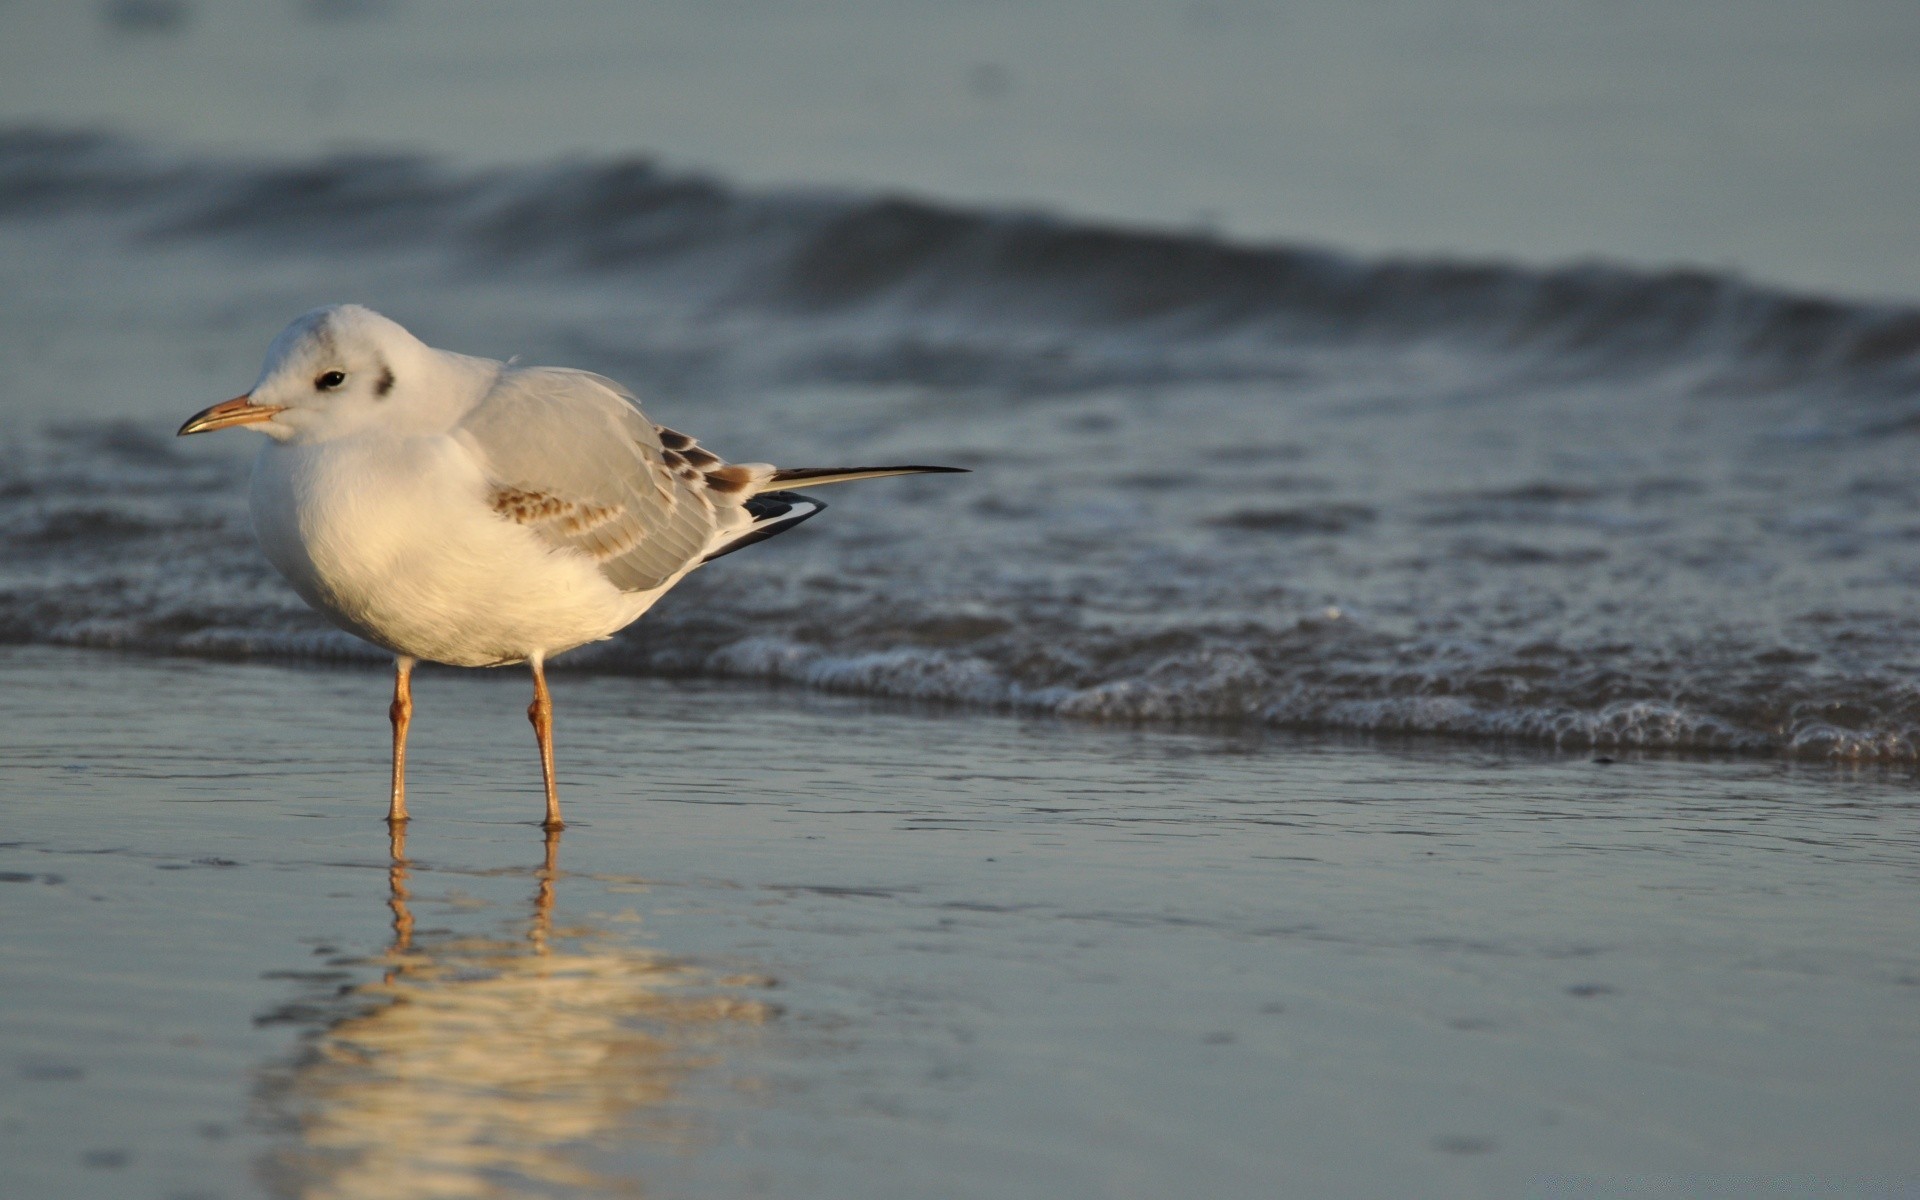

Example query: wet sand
[2,646,1917,1198]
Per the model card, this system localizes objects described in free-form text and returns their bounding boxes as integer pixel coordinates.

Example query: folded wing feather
[455,366,769,593]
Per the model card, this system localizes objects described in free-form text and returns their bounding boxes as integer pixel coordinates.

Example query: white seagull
[179,305,964,829]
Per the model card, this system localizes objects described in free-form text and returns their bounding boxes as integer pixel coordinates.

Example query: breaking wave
[3,128,1919,395]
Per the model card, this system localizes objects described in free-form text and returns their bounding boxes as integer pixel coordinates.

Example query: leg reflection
[529,825,560,956]
[386,822,413,959]
[260,828,775,1196]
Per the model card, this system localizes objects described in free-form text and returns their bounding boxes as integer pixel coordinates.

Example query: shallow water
[2,647,1917,1197]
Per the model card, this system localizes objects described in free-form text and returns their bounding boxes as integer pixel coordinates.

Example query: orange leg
[387,656,414,824]
[528,655,564,830]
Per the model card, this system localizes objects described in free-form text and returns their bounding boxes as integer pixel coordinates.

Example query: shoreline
[20,638,1920,774]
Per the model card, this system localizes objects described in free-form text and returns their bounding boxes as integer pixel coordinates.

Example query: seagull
[178,305,964,829]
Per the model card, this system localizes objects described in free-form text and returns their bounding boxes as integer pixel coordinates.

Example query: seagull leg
[387,655,414,825]
[528,654,564,830]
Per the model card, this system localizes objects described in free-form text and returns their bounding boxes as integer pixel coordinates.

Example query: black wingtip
[703,490,828,563]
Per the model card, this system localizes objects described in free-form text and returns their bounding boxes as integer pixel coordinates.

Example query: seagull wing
[454,366,772,593]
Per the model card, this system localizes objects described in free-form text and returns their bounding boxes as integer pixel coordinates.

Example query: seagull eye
[315,370,347,391]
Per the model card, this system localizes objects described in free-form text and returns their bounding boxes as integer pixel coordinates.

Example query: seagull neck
[429,351,506,423]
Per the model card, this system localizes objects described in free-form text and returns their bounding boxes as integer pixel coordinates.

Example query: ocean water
[3,129,1920,756]
[4,0,1919,299]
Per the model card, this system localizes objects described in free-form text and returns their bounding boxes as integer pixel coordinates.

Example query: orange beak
[177,394,286,436]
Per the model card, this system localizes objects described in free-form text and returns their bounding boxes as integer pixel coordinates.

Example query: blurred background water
[4,0,1919,297]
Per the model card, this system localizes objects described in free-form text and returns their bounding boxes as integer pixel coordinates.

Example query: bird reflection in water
[258,828,774,1198]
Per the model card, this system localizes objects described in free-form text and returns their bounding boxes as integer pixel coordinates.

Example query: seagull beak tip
[178,394,281,437]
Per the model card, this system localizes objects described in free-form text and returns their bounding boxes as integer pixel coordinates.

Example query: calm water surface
[2,647,1916,1198]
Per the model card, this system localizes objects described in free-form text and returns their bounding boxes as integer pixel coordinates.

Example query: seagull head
[179,305,477,443]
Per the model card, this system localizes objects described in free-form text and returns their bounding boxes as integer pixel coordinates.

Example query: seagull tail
[760,465,969,491]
